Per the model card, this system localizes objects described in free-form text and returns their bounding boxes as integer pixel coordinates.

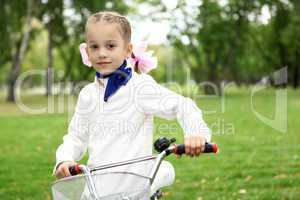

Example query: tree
[37,0,66,96]
[270,0,300,88]
[285,0,300,88]
[168,0,255,93]
[6,0,35,102]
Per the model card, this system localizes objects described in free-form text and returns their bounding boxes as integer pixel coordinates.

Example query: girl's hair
[85,11,131,43]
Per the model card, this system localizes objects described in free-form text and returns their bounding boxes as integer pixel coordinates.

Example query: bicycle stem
[79,165,101,200]
[149,145,176,185]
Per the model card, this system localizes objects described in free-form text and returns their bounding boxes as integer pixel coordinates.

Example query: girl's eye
[107,44,116,49]
[90,44,98,49]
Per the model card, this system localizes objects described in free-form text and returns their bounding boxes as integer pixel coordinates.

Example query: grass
[0,88,299,200]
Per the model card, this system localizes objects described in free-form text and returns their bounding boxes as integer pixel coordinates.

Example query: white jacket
[54,72,211,172]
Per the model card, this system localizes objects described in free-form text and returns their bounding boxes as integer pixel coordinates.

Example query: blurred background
[1,0,299,99]
[0,0,299,200]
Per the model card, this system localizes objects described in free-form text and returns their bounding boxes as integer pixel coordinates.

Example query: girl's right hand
[54,161,77,179]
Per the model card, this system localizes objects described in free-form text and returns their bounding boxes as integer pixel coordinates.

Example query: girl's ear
[126,42,133,58]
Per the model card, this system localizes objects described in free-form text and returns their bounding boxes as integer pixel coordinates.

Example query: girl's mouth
[97,61,112,65]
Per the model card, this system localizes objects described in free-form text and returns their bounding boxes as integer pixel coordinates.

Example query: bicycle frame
[63,145,176,200]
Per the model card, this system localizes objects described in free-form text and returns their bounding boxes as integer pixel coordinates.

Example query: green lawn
[0,89,299,200]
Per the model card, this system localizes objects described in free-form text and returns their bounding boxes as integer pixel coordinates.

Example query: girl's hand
[54,161,77,179]
[184,135,206,157]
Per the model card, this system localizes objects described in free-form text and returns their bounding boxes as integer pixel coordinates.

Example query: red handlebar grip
[69,164,81,176]
[75,164,81,174]
[212,143,218,153]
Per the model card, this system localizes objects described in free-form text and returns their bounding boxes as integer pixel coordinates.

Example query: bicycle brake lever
[154,137,176,153]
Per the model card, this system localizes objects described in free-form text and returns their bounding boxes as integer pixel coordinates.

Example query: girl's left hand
[184,135,206,157]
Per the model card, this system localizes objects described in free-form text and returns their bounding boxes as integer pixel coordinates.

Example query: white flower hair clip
[128,41,157,73]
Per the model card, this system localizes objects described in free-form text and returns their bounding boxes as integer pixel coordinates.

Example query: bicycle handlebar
[68,142,218,176]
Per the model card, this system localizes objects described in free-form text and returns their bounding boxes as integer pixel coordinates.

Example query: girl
[53,11,211,180]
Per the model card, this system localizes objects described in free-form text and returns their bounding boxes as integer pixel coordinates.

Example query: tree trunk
[294,65,299,89]
[46,25,53,96]
[293,50,299,89]
[204,51,220,95]
[59,45,75,82]
[6,0,33,102]
[7,43,21,102]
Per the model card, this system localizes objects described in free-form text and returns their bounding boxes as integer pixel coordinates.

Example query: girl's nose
[98,48,107,58]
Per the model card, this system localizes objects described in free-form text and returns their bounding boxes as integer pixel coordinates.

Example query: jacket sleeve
[53,88,90,174]
[136,74,211,142]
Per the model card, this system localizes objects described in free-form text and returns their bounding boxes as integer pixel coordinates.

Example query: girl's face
[86,21,132,74]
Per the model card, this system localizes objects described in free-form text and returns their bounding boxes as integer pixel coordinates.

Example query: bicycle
[51,137,218,200]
